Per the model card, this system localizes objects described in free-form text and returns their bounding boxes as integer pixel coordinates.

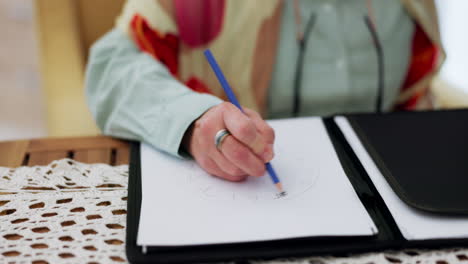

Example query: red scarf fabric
[397,23,439,110]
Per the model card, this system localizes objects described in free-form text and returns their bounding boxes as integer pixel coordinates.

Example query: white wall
[436,0,468,93]
[0,0,47,141]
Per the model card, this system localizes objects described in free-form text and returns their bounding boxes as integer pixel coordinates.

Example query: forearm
[85,29,222,157]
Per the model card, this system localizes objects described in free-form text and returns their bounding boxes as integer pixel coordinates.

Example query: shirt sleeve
[85,29,222,158]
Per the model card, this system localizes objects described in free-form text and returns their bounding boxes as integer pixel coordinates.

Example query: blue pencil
[204,49,285,195]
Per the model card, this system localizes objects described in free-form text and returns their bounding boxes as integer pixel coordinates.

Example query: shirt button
[322,3,334,13]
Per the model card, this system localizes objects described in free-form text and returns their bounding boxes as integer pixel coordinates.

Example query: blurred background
[0,0,467,141]
[0,0,44,140]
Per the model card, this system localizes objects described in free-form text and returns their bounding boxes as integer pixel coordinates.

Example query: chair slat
[28,151,69,166]
[28,136,128,153]
[115,148,129,165]
[0,140,30,167]
[74,149,111,164]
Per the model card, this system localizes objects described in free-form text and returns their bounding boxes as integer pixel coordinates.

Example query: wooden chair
[35,0,125,137]
[0,136,129,167]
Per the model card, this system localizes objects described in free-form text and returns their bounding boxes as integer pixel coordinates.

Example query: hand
[183,102,275,182]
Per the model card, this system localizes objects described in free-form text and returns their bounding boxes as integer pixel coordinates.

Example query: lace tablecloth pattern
[0,159,128,263]
[0,159,467,264]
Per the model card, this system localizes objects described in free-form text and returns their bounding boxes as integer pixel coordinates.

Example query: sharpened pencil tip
[276,191,287,199]
[275,182,284,192]
[274,183,286,198]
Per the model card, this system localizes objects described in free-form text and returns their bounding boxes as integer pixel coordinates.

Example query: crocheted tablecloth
[0,159,467,264]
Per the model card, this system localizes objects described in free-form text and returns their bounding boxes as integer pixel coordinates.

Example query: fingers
[211,149,247,178]
[199,156,247,182]
[222,104,268,159]
[244,108,275,162]
[188,102,274,182]
[244,108,275,144]
[220,135,266,177]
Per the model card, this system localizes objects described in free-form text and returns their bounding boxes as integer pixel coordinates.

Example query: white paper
[335,116,468,241]
[138,117,377,246]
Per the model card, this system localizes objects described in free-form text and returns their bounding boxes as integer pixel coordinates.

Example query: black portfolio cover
[126,109,468,264]
[345,109,468,215]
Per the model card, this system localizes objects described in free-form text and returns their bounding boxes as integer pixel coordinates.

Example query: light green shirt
[85,0,414,157]
[268,0,414,118]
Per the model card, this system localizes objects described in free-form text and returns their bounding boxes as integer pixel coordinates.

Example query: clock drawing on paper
[184,145,320,202]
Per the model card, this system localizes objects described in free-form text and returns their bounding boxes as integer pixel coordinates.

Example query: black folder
[126,109,468,264]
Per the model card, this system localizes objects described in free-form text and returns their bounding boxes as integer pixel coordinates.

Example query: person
[85,0,444,182]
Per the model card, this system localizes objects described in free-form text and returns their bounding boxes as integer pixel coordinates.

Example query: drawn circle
[185,146,320,202]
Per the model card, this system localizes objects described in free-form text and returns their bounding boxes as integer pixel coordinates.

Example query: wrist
[181,122,195,157]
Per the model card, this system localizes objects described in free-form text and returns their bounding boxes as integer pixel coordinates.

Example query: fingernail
[262,145,274,162]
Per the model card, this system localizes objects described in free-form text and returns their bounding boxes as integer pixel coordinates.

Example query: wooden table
[0,136,130,167]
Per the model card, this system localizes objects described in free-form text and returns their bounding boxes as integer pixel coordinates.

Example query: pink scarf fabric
[173,0,226,47]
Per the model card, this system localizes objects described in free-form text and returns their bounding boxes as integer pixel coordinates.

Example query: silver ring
[214,129,231,150]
